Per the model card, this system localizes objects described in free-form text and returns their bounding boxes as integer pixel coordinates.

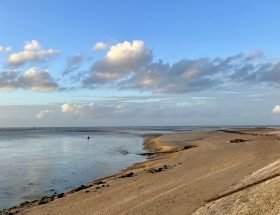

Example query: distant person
[87,136,90,140]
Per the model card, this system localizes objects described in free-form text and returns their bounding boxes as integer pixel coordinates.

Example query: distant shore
[3,128,280,215]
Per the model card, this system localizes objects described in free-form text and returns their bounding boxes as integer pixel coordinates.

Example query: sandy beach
[3,128,280,215]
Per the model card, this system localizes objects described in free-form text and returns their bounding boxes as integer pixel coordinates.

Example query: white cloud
[60,103,98,118]
[36,109,53,119]
[106,40,148,63]
[19,68,58,92]
[92,42,110,51]
[273,105,280,113]
[61,103,82,113]
[61,103,73,113]
[0,46,11,53]
[8,40,60,66]
[0,68,58,92]
[84,40,152,84]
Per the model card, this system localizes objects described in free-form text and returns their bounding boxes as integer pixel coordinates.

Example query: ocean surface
[0,126,266,210]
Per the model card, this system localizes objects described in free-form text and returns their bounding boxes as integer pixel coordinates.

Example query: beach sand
[3,128,280,215]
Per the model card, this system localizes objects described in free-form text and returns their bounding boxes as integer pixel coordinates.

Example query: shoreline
[0,132,180,214]
[2,128,280,214]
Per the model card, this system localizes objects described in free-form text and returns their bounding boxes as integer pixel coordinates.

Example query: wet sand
[3,128,280,215]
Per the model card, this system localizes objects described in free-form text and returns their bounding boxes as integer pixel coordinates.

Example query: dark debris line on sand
[0,179,111,215]
[119,172,135,178]
[146,165,169,174]
[228,139,249,143]
[206,173,280,203]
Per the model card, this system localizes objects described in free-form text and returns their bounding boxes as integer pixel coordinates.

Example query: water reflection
[0,131,145,209]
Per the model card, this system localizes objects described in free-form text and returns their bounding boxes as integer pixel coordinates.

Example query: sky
[1,0,280,127]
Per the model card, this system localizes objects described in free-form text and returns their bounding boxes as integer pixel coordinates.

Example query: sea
[0,126,265,210]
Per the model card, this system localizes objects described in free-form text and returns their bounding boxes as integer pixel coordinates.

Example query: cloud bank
[30,91,274,126]
[83,40,280,94]
[2,39,280,95]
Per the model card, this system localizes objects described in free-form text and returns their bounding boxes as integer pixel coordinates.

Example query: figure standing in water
[87,136,90,140]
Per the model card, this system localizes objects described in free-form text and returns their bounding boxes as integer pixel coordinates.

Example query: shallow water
[0,128,146,210]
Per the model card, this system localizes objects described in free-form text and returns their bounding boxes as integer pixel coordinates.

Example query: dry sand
[3,128,280,215]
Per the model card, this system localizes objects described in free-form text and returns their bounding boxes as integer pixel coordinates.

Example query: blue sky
[2,0,280,58]
[1,0,280,126]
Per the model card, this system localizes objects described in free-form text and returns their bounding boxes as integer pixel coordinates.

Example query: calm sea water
[0,127,146,210]
[0,126,264,209]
